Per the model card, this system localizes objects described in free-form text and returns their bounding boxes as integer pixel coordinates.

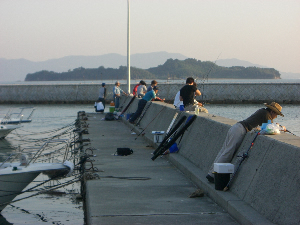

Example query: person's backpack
[105,113,115,121]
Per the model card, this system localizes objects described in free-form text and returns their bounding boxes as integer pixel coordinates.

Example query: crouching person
[129,86,159,124]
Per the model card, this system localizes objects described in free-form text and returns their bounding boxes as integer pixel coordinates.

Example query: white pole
[127,0,131,93]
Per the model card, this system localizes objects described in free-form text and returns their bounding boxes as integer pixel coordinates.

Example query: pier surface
[82,113,238,225]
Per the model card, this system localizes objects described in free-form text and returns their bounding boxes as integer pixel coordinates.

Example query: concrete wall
[121,96,300,225]
[0,83,299,104]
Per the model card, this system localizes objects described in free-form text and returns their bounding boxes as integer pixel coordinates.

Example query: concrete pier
[80,97,300,225]
[81,113,238,225]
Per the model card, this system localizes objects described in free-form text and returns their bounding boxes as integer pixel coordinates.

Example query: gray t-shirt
[99,87,106,98]
[239,108,273,131]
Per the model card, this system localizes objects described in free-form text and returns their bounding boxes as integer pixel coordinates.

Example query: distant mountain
[216,58,300,79]
[0,52,188,82]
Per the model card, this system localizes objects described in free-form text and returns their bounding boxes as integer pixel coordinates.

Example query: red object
[132,84,139,95]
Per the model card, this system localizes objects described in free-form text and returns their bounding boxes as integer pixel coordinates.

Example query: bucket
[109,106,115,113]
[214,173,230,190]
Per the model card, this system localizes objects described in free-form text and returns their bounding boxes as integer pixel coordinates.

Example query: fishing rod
[279,124,297,136]
[152,115,197,161]
[200,52,222,104]
[133,101,152,128]
[152,115,186,156]
[223,131,260,191]
[285,129,297,136]
[118,95,136,119]
[134,104,168,140]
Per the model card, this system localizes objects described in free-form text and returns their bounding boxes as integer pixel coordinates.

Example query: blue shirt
[142,90,156,101]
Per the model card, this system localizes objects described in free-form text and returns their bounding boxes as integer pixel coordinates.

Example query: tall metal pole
[127,0,131,93]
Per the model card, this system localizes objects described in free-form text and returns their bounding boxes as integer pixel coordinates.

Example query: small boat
[0,107,35,124]
[0,157,73,212]
[0,124,21,139]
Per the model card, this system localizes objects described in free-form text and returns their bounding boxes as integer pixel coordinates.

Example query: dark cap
[102,83,105,86]
[153,86,159,90]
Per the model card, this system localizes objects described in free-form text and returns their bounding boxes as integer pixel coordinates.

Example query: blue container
[126,113,132,120]
[169,143,179,153]
[180,105,184,111]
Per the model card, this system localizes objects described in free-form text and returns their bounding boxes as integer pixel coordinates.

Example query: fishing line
[200,52,222,104]
[134,103,169,140]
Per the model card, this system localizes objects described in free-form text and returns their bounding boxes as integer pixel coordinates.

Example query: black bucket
[214,173,230,190]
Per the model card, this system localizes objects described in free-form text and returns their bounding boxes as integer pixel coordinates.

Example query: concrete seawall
[121,96,300,225]
[0,83,299,104]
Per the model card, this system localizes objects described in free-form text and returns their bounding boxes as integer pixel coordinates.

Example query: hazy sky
[1,0,299,73]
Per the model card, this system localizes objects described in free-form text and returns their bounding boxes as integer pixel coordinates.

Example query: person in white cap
[206,102,286,183]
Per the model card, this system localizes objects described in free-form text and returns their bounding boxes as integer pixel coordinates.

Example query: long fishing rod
[132,101,152,130]
[223,131,260,191]
[134,104,168,140]
[201,52,222,104]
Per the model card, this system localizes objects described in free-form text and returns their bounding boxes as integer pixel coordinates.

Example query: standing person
[136,80,147,98]
[97,83,106,109]
[206,102,286,183]
[113,81,127,109]
[129,86,159,124]
[147,80,158,92]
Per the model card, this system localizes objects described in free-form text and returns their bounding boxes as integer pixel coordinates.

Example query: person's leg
[184,104,196,111]
[115,97,120,108]
[208,123,246,177]
[129,100,147,123]
[102,99,106,109]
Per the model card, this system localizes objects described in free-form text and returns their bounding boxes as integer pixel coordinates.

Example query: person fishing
[136,80,147,98]
[147,80,158,92]
[206,102,286,183]
[179,77,207,112]
[97,83,106,109]
[128,86,159,124]
[113,81,127,109]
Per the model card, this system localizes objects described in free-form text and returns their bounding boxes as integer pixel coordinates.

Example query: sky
[0,0,299,73]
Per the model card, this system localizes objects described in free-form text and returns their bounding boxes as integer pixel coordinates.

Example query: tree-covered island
[25,58,281,81]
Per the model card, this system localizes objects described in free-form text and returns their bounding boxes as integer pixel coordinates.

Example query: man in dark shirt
[206,102,286,183]
[180,77,202,110]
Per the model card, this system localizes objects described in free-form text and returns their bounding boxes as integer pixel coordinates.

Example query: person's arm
[195,89,201,96]
[153,97,165,101]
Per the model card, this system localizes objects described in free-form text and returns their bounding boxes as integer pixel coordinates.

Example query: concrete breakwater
[121,96,300,225]
[0,83,299,104]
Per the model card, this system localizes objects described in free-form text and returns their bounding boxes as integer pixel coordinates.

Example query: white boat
[0,107,35,124]
[0,124,21,139]
[0,159,73,212]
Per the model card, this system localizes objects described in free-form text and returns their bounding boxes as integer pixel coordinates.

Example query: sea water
[0,102,299,224]
[0,104,92,225]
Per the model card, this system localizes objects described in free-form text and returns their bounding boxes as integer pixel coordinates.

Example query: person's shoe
[206,174,214,183]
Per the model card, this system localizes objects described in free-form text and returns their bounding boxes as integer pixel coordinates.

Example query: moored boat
[0,124,21,139]
[0,159,73,212]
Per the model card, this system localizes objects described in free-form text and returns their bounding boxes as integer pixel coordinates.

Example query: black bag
[105,113,115,121]
[116,148,133,156]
